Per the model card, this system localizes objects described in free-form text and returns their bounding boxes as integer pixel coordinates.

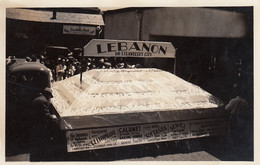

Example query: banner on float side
[83,39,176,58]
[66,117,228,152]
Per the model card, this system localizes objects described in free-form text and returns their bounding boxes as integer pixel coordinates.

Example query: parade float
[51,39,229,152]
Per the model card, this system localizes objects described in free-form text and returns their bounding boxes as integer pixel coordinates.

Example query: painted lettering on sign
[169,123,186,132]
[145,126,167,138]
[119,126,141,133]
[89,130,116,146]
[66,118,228,152]
[84,39,175,58]
[63,25,96,35]
[97,42,167,55]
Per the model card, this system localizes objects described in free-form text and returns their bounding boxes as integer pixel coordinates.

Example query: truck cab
[7,59,51,104]
[6,58,51,149]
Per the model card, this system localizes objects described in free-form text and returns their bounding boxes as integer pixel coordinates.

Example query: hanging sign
[63,25,96,35]
[84,39,176,58]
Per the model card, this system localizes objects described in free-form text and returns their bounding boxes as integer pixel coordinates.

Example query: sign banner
[66,117,228,152]
[83,39,176,58]
[63,25,96,35]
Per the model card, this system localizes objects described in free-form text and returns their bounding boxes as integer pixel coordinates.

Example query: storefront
[6,8,105,58]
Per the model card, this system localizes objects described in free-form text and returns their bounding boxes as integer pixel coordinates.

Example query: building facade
[103,7,253,102]
[6,8,104,58]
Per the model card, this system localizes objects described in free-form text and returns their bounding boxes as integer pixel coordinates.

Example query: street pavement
[5,136,253,161]
[125,151,220,161]
[6,151,219,161]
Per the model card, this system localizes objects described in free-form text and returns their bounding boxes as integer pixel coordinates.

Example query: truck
[6,40,229,159]
[6,57,52,151]
[50,39,229,153]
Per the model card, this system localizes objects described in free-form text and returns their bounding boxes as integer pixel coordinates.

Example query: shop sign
[66,117,228,152]
[84,39,176,58]
[63,25,96,35]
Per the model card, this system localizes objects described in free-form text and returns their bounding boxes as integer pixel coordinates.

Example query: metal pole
[80,47,83,84]
[136,10,143,65]
[137,19,141,40]
[174,55,177,75]
[136,10,143,41]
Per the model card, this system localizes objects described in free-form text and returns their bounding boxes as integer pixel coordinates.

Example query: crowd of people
[37,55,144,82]
[7,52,152,84]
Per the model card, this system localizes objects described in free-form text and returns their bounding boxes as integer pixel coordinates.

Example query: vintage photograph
[5,7,253,161]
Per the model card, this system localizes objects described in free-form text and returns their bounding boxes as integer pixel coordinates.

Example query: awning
[6,8,104,26]
[84,39,176,58]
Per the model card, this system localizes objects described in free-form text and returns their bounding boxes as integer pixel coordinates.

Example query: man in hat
[30,87,57,160]
[104,62,112,69]
[97,58,105,69]
[116,62,125,69]
[225,86,252,154]
[55,58,67,81]
[25,56,32,62]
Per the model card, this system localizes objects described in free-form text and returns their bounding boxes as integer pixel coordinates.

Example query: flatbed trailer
[51,68,228,152]
[50,39,229,153]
